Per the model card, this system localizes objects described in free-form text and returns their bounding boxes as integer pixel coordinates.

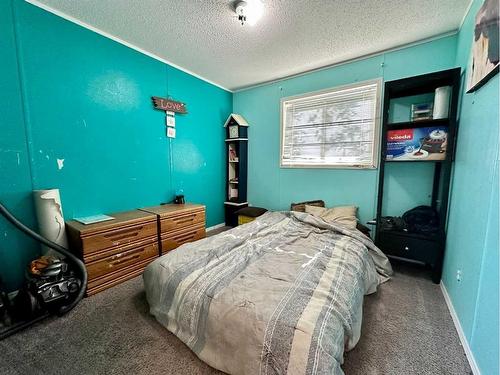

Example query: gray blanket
[143,211,392,375]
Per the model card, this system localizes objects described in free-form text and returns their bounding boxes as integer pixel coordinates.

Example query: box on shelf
[386,126,448,161]
[410,102,433,121]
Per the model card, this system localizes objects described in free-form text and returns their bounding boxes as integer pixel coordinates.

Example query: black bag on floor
[402,205,439,234]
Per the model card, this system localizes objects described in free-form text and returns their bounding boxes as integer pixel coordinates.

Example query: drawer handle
[111,247,146,260]
[165,235,194,245]
[108,254,141,267]
[174,217,195,225]
[404,246,410,251]
[174,234,196,241]
[104,227,142,241]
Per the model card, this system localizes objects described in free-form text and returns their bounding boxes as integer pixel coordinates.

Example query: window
[280,79,381,168]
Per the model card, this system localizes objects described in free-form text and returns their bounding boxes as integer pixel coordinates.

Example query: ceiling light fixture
[235,0,263,26]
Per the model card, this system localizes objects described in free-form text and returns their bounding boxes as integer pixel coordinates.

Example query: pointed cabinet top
[224,113,249,127]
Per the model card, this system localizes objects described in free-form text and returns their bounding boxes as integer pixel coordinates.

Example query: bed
[143,211,392,375]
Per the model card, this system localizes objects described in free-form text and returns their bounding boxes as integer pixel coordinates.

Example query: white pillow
[305,204,358,229]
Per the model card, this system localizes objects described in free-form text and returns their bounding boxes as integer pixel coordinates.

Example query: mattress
[143,211,392,375]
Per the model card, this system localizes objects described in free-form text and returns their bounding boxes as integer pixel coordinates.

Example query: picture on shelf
[229,188,238,200]
[467,0,499,92]
[229,146,238,162]
[386,126,448,161]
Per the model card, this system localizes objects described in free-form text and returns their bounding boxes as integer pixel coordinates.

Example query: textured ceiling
[28,0,471,91]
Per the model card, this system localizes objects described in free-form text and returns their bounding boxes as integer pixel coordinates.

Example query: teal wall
[442,0,499,374]
[0,0,231,291]
[233,35,458,225]
[0,0,39,291]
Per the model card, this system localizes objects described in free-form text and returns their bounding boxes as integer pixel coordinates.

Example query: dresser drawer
[81,221,157,255]
[160,209,205,233]
[86,257,154,296]
[86,240,158,280]
[161,224,206,254]
[378,232,441,264]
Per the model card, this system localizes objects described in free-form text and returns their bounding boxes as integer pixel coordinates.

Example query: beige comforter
[143,211,392,375]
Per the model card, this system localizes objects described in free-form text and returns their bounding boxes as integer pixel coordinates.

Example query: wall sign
[152,96,187,113]
[166,115,176,127]
[167,127,176,138]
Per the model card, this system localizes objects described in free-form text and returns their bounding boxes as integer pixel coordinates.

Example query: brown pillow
[290,200,325,213]
[305,205,358,229]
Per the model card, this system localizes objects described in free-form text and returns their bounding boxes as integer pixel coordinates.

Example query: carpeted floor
[342,260,471,375]
[1,229,471,375]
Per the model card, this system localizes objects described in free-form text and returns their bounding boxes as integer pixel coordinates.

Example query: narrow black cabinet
[224,114,249,226]
[375,68,461,283]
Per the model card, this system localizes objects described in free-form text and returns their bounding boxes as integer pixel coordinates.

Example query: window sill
[280,163,377,170]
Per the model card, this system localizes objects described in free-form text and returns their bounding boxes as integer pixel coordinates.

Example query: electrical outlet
[456,269,462,282]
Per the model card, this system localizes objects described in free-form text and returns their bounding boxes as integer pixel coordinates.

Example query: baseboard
[440,282,481,375]
[206,223,225,232]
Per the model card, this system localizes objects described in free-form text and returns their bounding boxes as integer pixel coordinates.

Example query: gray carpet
[342,260,471,375]
[1,235,471,374]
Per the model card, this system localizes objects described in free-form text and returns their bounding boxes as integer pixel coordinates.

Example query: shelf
[376,68,459,283]
[386,68,459,99]
[386,118,450,130]
[388,85,446,99]
[385,158,451,164]
[224,115,249,227]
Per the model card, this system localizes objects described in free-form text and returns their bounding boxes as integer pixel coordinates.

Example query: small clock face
[229,125,239,138]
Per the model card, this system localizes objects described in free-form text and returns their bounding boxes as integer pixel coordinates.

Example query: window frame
[279,78,382,169]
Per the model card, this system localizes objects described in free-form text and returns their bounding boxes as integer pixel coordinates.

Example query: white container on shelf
[433,86,451,119]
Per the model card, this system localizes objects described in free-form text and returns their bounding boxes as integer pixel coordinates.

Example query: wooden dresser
[66,210,158,296]
[140,204,206,255]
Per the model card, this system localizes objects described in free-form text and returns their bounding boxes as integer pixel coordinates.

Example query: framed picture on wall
[467,0,499,93]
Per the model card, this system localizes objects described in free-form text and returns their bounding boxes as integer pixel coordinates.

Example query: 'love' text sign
[152,96,187,114]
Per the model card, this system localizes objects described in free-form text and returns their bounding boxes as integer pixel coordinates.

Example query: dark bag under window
[402,205,439,234]
[380,216,407,232]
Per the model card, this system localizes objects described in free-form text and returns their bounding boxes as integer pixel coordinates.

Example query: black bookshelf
[223,114,249,226]
[375,68,461,283]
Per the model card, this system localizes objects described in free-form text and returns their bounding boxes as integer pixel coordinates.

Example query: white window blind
[280,80,381,168]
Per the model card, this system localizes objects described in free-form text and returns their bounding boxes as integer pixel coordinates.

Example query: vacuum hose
[0,201,87,315]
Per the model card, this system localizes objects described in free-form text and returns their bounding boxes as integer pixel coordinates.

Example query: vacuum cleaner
[0,201,87,339]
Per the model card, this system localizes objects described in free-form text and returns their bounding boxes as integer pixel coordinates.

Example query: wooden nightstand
[139,204,206,255]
